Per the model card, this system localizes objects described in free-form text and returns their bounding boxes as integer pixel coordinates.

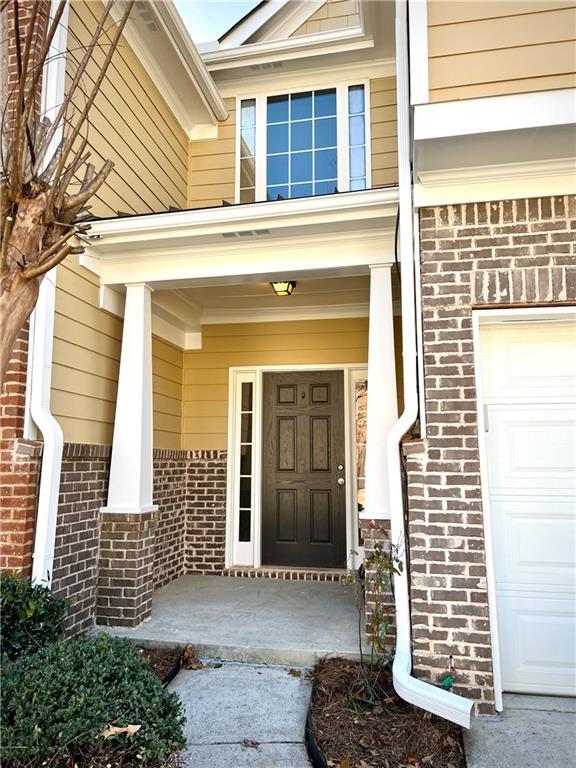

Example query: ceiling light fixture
[270,280,296,297]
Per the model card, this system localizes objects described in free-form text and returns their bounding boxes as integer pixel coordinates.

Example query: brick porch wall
[153,450,188,589]
[410,195,575,715]
[185,451,227,575]
[51,444,111,636]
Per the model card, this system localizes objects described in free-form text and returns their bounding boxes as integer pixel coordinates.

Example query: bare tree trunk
[0,270,39,380]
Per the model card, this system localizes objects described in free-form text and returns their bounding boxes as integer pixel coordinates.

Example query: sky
[173,0,262,44]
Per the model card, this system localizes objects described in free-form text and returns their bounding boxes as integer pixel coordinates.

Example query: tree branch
[46,1,135,211]
[34,0,115,175]
[62,159,113,214]
[21,242,84,280]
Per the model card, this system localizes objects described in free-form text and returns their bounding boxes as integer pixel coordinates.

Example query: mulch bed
[308,658,466,768]
[140,646,182,686]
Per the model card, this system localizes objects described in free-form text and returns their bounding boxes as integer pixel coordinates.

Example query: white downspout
[29,1,69,586]
[389,0,473,728]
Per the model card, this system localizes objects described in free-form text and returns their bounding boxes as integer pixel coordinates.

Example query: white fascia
[218,0,291,48]
[28,0,68,587]
[84,187,399,242]
[390,0,473,729]
[414,88,576,141]
[203,25,371,71]
[254,0,326,42]
[111,0,228,134]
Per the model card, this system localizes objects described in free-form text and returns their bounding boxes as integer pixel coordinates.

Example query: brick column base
[360,519,394,649]
[96,510,158,627]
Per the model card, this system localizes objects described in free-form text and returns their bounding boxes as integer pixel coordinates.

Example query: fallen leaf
[241,738,260,750]
[181,644,204,670]
[287,668,302,677]
[338,756,351,768]
[440,734,458,749]
[100,724,141,740]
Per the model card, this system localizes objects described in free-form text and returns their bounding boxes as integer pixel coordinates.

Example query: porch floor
[102,574,364,666]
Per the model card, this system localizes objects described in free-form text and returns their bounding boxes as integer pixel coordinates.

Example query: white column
[103,283,156,514]
[362,265,398,519]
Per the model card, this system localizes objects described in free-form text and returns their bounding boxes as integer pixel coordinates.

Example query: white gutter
[389,0,473,729]
[29,0,68,586]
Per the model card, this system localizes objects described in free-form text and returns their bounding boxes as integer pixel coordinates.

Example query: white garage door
[480,315,576,696]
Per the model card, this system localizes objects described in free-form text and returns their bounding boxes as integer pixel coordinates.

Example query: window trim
[235,79,371,204]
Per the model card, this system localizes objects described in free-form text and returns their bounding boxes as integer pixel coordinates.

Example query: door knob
[338,464,344,471]
[337,477,345,485]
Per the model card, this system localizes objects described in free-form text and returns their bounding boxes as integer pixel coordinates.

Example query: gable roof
[218,0,329,48]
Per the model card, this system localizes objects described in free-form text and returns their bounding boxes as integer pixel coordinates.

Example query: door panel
[482,318,576,696]
[262,370,346,568]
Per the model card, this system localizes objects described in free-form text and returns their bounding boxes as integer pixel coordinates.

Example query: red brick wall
[0,438,42,575]
[185,451,227,575]
[410,195,576,715]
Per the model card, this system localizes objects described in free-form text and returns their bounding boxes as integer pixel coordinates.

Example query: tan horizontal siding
[152,338,183,450]
[52,261,183,448]
[291,0,360,36]
[182,317,403,451]
[52,2,189,446]
[427,0,576,101]
[67,1,188,216]
[52,257,121,445]
[188,98,236,208]
[370,77,398,188]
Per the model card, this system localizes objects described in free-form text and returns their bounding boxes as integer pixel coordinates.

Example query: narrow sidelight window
[348,85,366,191]
[238,382,253,541]
[240,99,256,203]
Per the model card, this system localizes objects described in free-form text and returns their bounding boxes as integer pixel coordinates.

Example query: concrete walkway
[464,694,576,768]
[170,661,312,768]
[105,575,362,665]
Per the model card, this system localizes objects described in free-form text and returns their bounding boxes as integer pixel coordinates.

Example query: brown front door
[261,370,346,568]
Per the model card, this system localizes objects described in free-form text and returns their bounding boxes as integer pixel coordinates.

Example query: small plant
[342,538,403,714]
[0,573,68,659]
[1,634,186,767]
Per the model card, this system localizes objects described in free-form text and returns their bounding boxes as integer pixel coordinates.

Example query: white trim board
[204,26,370,72]
[250,0,326,43]
[226,364,368,571]
[408,0,429,105]
[218,0,291,48]
[414,88,576,142]
[414,166,576,207]
[472,305,576,712]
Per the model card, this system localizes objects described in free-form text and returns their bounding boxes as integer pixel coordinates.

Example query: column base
[96,507,159,628]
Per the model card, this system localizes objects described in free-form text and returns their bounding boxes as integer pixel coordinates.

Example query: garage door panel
[481,321,576,402]
[498,594,576,696]
[487,405,576,494]
[492,498,576,591]
[480,315,576,697]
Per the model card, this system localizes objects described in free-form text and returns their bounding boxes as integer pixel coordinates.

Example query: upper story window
[238,83,369,204]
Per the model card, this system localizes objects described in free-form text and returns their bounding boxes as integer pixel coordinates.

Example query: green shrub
[0,573,68,659]
[1,634,186,767]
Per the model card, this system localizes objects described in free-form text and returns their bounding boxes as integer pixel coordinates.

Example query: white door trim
[472,305,576,712]
[226,363,368,570]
